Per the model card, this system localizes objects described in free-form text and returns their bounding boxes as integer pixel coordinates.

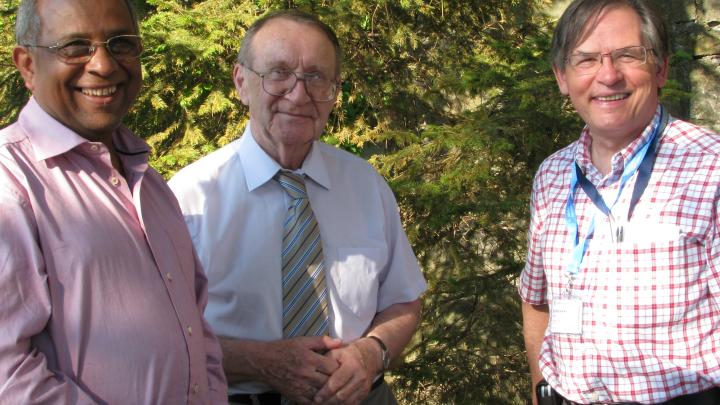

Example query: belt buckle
[249,394,261,405]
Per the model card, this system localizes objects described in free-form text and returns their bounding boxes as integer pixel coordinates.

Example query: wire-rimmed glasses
[243,65,339,102]
[22,35,143,65]
[566,46,654,76]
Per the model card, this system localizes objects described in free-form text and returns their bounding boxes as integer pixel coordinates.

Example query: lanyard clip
[608,213,624,244]
[564,275,576,296]
[615,225,624,243]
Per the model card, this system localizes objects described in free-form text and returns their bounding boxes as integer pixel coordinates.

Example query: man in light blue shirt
[169,9,426,405]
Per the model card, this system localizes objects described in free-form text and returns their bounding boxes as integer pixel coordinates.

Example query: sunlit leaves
[0,0,24,128]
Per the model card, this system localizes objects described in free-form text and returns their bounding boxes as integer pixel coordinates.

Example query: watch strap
[367,335,390,371]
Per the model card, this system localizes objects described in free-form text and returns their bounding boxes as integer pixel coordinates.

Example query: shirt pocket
[329,247,383,318]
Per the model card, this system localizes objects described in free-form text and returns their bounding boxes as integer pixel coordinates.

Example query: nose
[595,53,622,84]
[283,76,313,103]
[84,44,119,76]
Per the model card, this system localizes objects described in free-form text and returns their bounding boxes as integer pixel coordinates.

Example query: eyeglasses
[565,46,654,76]
[23,35,143,65]
[243,65,339,102]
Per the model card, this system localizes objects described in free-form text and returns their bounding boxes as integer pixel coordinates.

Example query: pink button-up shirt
[0,98,227,404]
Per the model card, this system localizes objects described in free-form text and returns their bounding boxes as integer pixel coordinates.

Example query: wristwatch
[367,335,390,371]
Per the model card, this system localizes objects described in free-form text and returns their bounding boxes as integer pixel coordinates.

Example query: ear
[552,65,569,96]
[233,64,250,106]
[13,46,37,92]
[655,57,669,89]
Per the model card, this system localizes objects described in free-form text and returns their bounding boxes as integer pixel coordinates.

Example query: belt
[554,386,720,405]
[229,373,385,405]
[228,391,281,405]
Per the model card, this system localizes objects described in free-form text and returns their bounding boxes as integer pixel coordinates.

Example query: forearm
[220,336,342,386]
[522,301,549,401]
[219,338,274,384]
[361,299,422,372]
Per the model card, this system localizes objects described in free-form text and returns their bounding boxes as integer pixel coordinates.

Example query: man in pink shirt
[0,0,227,403]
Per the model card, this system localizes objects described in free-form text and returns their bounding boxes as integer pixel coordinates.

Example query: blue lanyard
[565,106,668,276]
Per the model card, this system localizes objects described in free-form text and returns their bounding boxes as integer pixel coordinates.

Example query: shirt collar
[576,104,664,180]
[114,126,151,176]
[238,125,331,192]
[18,97,87,162]
[17,97,149,163]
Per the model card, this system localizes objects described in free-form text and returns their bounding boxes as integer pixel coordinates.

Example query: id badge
[550,296,583,335]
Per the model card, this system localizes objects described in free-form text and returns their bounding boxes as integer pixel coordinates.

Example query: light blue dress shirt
[169,126,427,394]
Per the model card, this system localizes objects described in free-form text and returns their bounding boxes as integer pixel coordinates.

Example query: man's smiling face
[14,0,142,142]
[553,5,668,145]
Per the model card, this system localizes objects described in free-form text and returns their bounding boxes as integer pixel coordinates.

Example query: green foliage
[0,1,25,128]
[374,118,533,404]
[369,13,580,401]
[125,0,256,176]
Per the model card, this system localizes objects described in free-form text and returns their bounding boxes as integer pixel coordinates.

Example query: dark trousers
[537,380,720,405]
[229,375,393,405]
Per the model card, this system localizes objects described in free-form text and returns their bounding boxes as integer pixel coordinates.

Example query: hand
[313,338,381,405]
[256,336,343,404]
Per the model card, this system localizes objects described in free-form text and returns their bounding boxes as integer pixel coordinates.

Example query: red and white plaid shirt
[519,105,720,404]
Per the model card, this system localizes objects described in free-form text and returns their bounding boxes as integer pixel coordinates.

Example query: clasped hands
[262,335,382,405]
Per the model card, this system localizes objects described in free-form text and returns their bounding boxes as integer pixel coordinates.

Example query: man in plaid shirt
[519,0,720,404]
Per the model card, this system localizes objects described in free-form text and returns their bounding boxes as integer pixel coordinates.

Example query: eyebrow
[261,59,332,72]
[572,45,643,54]
[261,60,291,69]
[51,29,137,43]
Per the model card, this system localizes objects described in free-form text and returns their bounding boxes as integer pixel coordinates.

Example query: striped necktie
[275,171,330,338]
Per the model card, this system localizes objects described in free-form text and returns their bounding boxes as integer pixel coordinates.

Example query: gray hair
[551,0,668,71]
[16,0,140,45]
[237,9,342,77]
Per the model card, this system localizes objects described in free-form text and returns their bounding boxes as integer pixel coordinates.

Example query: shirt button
[166,272,173,281]
[187,326,193,335]
[193,383,199,394]
[90,144,99,152]
[110,177,120,186]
